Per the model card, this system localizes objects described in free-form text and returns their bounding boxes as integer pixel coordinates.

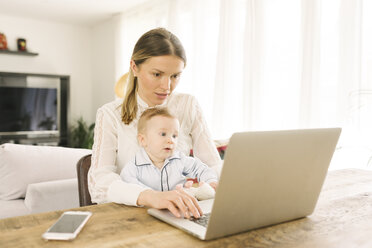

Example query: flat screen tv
[0,76,60,138]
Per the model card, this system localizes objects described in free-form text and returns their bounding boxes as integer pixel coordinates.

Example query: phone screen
[48,214,90,233]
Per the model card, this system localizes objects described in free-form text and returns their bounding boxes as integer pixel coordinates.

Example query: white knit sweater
[88,92,222,205]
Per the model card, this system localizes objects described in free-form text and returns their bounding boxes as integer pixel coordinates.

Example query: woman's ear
[130,60,138,77]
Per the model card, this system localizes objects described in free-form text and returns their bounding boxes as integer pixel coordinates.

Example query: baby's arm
[183,156,219,185]
[182,156,219,200]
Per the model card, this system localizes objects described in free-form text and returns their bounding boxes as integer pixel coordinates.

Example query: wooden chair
[76,154,96,206]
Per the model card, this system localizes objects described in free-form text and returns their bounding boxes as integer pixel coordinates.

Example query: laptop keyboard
[190,213,211,227]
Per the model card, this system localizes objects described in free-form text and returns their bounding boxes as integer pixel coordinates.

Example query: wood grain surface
[0,169,371,248]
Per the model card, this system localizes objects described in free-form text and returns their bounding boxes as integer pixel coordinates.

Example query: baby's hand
[184,180,194,188]
[175,180,194,190]
[184,182,216,201]
[208,181,218,191]
[198,181,218,191]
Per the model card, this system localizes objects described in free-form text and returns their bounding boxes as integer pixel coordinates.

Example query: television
[0,75,60,140]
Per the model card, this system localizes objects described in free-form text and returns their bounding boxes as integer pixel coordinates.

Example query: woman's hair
[121,28,187,125]
[137,107,176,134]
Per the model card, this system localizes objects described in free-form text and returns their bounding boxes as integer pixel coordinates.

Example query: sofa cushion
[0,143,91,200]
[0,199,30,219]
[24,178,79,214]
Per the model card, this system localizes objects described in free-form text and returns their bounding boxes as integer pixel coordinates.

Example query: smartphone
[42,211,92,240]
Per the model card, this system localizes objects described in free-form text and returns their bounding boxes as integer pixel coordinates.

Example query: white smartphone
[42,211,92,240]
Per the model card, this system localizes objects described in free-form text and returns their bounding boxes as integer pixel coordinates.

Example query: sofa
[0,143,91,219]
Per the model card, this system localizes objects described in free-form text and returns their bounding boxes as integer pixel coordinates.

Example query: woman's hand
[137,188,203,219]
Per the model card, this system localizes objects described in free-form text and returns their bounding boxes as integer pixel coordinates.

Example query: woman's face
[131,55,184,107]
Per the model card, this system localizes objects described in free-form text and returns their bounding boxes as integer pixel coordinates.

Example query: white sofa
[0,143,91,219]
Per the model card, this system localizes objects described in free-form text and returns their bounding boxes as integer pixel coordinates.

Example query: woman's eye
[153,73,161,77]
[172,74,180,79]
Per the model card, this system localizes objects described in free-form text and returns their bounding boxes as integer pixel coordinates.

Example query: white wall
[91,16,120,115]
[0,14,94,124]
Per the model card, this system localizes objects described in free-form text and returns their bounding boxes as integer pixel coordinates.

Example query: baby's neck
[145,151,165,169]
[152,161,164,169]
[145,148,165,169]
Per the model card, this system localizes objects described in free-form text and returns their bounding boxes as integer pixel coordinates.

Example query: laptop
[148,128,341,240]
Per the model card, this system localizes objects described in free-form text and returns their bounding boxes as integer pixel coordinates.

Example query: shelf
[0,49,38,56]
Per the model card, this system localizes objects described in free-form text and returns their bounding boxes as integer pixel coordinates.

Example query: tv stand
[1,137,60,146]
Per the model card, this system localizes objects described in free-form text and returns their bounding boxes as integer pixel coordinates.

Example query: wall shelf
[0,49,38,56]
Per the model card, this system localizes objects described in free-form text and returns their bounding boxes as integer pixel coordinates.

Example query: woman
[88,28,221,218]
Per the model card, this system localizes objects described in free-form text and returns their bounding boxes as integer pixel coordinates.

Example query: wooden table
[1,169,372,248]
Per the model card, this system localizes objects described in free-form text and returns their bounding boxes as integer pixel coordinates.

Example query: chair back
[76,154,96,206]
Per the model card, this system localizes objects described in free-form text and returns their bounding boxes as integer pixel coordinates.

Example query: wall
[91,16,121,115]
[0,14,94,124]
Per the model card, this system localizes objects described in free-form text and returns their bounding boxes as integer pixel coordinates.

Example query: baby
[120,107,218,200]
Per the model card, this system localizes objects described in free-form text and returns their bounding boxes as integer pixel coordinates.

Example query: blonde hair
[137,107,176,134]
[121,28,187,125]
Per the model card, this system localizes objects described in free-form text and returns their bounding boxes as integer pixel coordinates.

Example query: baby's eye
[161,132,166,136]
[172,134,178,139]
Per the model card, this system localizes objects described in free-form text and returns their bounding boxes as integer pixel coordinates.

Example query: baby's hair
[137,107,176,134]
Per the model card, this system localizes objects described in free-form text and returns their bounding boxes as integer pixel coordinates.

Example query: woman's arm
[189,96,222,175]
[88,104,148,205]
[88,102,203,218]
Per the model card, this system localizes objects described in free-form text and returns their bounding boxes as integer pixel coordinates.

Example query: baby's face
[140,116,179,164]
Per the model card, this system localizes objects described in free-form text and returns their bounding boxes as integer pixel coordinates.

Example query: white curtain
[117,0,372,156]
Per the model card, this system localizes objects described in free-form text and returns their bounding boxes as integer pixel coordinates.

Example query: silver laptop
[148,128,341,240]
